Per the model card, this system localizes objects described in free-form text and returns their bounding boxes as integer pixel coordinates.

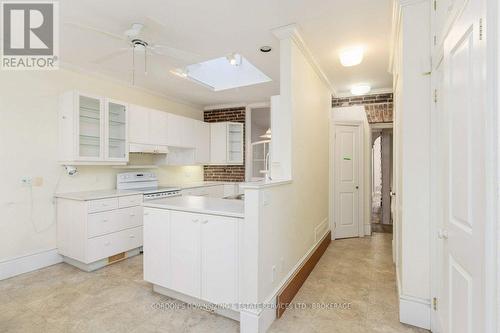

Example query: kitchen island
[142,195,244,321]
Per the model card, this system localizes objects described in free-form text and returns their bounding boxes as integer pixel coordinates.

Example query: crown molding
[271,23,337,96]
[59,62,204,111]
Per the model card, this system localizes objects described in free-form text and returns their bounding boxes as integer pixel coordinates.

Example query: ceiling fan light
[339,46,364,67]
[350,84,371,96]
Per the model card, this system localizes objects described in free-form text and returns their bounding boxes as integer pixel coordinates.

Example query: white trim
[370,123,393,130]
[60,62,203,110]
[271,24,336,96]
[364,223,371,236]
[333,88,393,98]
[396,266,431,329]
[0,248,63,281]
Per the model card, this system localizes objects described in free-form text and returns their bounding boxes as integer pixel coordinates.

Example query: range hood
[129,143,169,154]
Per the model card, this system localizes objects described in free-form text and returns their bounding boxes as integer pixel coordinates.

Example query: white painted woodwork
[210,122,244,165]
[143,209,241,305]
[143,207,170,288]
[333,124,361,239]
[149,108,169,146]
[169,211,202,298]
[200,215,238,304]
[195,121,211,164]
[56,194,143,266]
[438,1,486,331]
[58,91,129,164]
[128,104,150,144]
[166,113,184,147]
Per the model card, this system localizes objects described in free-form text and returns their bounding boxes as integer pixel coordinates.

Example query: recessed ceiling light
[351,84,371,95]
[260,46,272,53]
[339,46,364,67]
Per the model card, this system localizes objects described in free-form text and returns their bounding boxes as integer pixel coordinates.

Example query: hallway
[269,233,428,332]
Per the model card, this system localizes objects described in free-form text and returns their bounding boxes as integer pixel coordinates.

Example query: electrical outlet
[272,265,276,282]
[21,176,32,185]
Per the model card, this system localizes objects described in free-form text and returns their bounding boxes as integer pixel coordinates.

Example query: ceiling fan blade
[91,48,130,64]
[65,22,127,42]
[150,44,201,64]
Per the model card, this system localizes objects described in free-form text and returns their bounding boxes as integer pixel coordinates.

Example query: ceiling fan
[66,18,201,84]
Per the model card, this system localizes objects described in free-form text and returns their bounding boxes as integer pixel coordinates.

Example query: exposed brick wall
[332,93,393,123]
[203,107,246,182]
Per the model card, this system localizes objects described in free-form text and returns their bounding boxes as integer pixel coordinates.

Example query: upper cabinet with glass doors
[58,91,129,165]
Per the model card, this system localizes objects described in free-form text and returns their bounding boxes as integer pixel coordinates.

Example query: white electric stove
[117,172,181,200]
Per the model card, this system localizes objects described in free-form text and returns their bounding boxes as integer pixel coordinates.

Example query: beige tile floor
[0,233,428,333]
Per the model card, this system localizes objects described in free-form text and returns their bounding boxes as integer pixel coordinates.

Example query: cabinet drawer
[119,195,143,208]
[86,226,143,263]
[87,198,118,213]
[87,206,143,238]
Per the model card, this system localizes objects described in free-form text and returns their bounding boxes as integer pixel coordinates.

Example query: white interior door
[440,1,486,331]
[334,124,361,239]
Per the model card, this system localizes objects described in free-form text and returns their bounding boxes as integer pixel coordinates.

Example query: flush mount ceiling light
[226,53,242,66]
[351,84,371,95]
[339,46,364,67]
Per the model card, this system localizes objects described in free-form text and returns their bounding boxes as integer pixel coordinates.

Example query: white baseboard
[396,268,431,330]
[0,248,63,281]
[364,224,371,235]
[399,295,431,329]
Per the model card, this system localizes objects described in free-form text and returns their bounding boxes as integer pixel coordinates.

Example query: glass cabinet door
[106,100,127,160]
[77,94,102,159]
[227,123,243,164]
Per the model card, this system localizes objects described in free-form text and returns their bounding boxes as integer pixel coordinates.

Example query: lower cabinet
[143,208,240,304]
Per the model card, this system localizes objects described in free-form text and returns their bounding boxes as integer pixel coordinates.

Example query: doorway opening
[371,127,393,233]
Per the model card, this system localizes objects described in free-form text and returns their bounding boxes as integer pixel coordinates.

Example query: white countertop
[143,195,244,218]
[162,181,239,190]
[55,189,142,201]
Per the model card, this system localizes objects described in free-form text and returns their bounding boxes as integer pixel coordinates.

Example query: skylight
[180,54,271,91]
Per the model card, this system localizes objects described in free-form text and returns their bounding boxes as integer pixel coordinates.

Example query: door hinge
[433,35,437,46]
[432,297,438,311]
[433,0,437,11]
[479,18,483,40]
[433,89,438,103]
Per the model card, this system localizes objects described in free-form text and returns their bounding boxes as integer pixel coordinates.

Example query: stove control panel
[143,190,181,200]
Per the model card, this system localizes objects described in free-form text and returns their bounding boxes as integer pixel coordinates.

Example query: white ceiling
[60,0,393,108]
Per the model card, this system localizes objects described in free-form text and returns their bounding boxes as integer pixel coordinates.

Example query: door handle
[390,191,396,197]
[438,229,449,239]
[355,186,359,189]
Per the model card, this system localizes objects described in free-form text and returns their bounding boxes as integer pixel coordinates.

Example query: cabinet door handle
[144,212,149,216]
[192,219,199,223]
[130,213,135,217]
[201,220,208,224]
[102,219,108,222]
[129,235,135,239]
[104,241,111,246]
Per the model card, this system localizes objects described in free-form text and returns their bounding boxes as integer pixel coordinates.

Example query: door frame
[330,119,365,240]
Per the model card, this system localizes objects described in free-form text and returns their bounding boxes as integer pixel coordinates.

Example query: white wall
[240,28,331,312]
[0,69,204,264]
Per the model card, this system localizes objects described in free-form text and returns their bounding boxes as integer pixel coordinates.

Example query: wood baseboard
[276,231,331,318]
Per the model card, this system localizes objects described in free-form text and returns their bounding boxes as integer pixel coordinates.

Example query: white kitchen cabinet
[143,209,241,305]
[182,117,198,148]
[201,215,238,304]
[210,122,244,165]
[129,105,169,153]
[59,91,129,164]
[170,211,201,298]
[143,207,170,288]
[56,193,144,271]
[166,113,184,147]
[195,121,210,164]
